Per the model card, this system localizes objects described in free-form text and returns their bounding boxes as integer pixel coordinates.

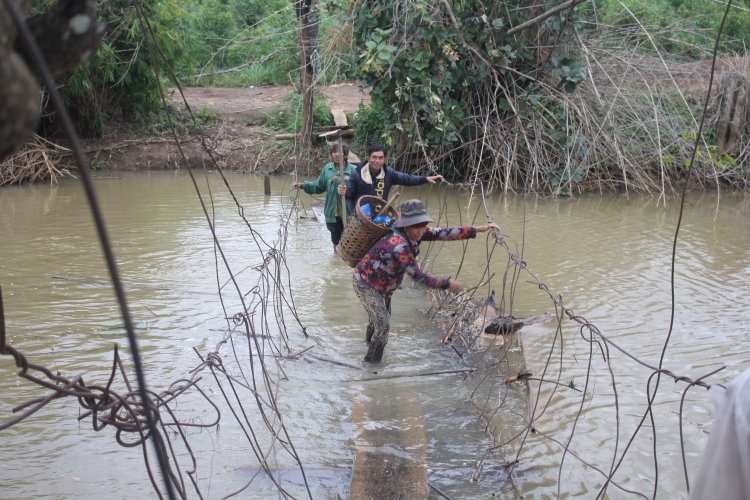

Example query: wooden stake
[376,192,400,218]
[338,130,347,229]
[0,285,6,354]
[264,174,271,195]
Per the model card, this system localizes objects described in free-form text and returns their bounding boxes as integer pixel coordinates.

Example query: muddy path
[173,83,370,123]
[81,84,370,173]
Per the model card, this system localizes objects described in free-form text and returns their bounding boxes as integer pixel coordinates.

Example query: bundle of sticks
[0,138,71,186]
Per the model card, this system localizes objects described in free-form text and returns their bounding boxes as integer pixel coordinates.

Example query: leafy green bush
[352,0,586,164]
[33,0,357,135]
[188,1,299,86]
[351,101,388,151]
[266,91,333,132]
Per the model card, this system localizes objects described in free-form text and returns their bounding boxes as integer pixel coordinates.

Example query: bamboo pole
[376,192,400,218]
[337,130,347,229]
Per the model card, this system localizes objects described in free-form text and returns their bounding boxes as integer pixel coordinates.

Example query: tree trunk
[295,0,319,150]
[717,75,750,153]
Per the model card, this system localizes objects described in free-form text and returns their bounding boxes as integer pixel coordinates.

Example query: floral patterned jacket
[354,226,477,297]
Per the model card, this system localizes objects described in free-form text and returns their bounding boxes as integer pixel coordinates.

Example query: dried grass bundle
[0,137,71,187]
[456,27,750,197]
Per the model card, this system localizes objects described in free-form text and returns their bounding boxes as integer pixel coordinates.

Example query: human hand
[337,184,347,195]
[476,222,500,233]
[448,279,465,293]
[426,175,443,184]
[292,181,302,189]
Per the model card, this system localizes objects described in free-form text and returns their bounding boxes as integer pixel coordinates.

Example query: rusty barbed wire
[417,169,732,499]
[0,285,219,499]
[1,0,739,499]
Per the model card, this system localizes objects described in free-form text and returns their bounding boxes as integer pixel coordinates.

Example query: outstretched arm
[390,169,427,187]
[475,222,501,233]
[421,222,500,242]
[390,169,443,187]
[293,166,328,195]
[394,241,464,291]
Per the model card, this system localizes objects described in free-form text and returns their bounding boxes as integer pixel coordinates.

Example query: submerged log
[350,389,427,499]
[484,315,525,335]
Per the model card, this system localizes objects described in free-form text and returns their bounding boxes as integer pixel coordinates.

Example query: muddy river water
[0,172,748,499]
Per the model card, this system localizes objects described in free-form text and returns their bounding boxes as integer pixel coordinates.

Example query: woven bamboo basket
[337,195,400,267]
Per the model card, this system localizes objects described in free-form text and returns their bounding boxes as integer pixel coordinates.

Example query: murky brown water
[0,172,748,499]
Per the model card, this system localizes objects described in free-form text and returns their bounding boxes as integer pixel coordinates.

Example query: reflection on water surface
[0,172,748,498]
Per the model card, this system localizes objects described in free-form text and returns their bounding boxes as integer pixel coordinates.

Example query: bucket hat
[393,199,433,228]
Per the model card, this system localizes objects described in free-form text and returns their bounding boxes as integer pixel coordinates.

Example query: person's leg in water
[326,216,344,254]
[353,276,391,362]
[365,295,390,342]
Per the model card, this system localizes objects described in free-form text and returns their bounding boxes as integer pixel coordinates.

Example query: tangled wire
[0,0,739,499]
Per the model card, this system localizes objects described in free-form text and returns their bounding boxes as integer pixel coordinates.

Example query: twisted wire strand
[0,1,739,498]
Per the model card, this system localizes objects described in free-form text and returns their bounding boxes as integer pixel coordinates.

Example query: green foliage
[189,0,236,61]
[37,0,189,136]
[266,92,334,132]
[195,106,220,128]
[33,0,357,134]
[351,101,389,151]
[352,0,587,163]
[147,103,220,135]
[595,0,750,58]
[186,0,301,87]
[547,167,583,186]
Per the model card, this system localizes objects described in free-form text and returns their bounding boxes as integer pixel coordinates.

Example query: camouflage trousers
[352,275,392,362]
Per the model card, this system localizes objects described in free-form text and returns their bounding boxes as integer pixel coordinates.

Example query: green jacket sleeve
[301,164,331,195]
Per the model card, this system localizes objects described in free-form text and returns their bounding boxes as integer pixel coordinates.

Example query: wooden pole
[376,192,400,218]
[295,0,319,150]
[264,174,271,195]
[0,285,6,354]
[338,130,347,229]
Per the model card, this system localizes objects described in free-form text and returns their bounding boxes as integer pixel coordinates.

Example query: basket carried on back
[337,195,400,267]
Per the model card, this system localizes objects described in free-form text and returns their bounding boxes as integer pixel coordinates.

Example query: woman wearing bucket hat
[352,199,500,362]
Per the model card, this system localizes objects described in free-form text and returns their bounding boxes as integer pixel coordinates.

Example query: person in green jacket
[293,142,357,253]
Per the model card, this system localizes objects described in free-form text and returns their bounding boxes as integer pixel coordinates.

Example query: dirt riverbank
[77,83,370,174]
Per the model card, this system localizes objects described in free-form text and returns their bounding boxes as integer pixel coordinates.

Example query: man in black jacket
[337,144,442,204]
